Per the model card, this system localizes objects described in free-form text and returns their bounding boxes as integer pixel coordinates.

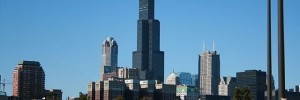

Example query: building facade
[88,82,95,100]
[176,85,199,100]
[95,81,104,100]
[118,67,139,79]
[236,70,266,100]
[101,37,118,81]
[124,79,140,100]
[166,70,180,85]
[154,84,176,100]
[132,0,164,82]
[103,79,125,100]
[12,61,45,99]
[218,76,236,99]
[191,74,199,88]
[45,89,63,100]
[175,72,192,86]
[198,49,220,95]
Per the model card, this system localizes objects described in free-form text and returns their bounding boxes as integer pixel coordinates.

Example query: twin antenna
[202,41,216,52]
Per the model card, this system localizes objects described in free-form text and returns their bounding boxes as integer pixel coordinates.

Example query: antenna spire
[203,42,206,52]
[213,40,215,51]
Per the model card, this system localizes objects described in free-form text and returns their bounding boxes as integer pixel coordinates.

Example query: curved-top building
[101,37,118,80]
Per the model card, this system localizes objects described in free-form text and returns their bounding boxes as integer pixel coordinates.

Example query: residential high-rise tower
[198,45,220,95]
[132,0,164,82]
[12,61,45,99]
[101,37,118,80]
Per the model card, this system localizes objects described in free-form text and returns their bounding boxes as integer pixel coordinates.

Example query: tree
[233,86,253,100]
[78,92,88,100]
[241,87,253,100]
[233,87,242,100]
[114,95,124,100]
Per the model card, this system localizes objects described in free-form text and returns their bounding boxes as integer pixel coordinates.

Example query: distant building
[102,66,119,81]
[236,70,266,100]
[176,85,199,100]
[88,82,95,100]
[45,89,63,100]
[295,85,300,92]
[132,0,165,82]
[103,79,125,100]
[124,79,140,100]
[166,70,180,85]
[95,81,104,100]
[118,67,139,79]
[154,84,176,100]
[0,91,8,100]
[175,72,192,86]
[218,76,236,99]
[13,61,45,99]
[191,74,199,88]
[199,46,220,95]
[101,37,118,81]
[140,80,156,98]
[201,95,230,100]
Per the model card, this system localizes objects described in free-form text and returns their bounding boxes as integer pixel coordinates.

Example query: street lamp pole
[278,0,286,99]
[267,0,272,100]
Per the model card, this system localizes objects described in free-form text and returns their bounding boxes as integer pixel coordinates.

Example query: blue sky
[0,0,299,98]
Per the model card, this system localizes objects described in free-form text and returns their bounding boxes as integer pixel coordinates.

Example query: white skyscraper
[101,37,118,80]
[198,43,220,95]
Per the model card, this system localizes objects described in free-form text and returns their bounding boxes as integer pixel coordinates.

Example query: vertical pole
[0,75,1,91]
[267,0,272,100]
[278,0,286,99]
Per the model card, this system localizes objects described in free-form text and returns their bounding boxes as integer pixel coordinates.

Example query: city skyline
[0,0,300,98]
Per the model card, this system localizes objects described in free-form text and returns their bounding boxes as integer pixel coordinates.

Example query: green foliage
[233,86,253,100]
[141,96,152,100]
[233,87,242,100]
[78,92,88,100]
[114,95,124,100]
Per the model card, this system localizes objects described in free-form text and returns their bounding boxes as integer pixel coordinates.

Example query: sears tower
[133,0,164,82]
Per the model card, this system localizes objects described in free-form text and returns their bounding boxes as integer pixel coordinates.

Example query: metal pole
[267,0,272,100]
[278,0,286,99]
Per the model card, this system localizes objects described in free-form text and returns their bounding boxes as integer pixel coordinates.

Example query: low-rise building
[103,79,125,100]
[124,79,140,100]
[45,89,63,100]
[176,85,199,100]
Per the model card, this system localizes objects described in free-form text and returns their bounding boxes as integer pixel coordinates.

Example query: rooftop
[18,60,41,66]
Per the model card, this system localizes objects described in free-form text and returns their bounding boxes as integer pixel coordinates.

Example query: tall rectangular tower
[133,0,164,82]
[198,50,220,95]
[12,61,45,99]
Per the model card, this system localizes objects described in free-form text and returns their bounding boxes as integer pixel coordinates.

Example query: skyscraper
[132,0,164,82]
[198,46,220,95]
[12,61,45,99]
[101,37,118,80]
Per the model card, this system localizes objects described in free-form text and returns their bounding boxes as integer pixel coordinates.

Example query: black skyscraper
[133,0,164,82]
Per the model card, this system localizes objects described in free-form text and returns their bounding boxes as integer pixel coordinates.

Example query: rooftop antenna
[202,42,206,52]
[213,40,215,51]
